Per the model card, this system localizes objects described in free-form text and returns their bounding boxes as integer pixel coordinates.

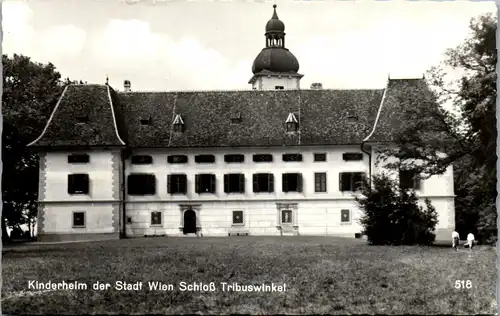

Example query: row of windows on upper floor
[66,170,421,196]
[67,152,365,165]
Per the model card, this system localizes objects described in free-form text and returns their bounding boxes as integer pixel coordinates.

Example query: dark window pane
[168,155,188,164]
[68,154,90,163]
[195,155,215,164]
[314,153,326,162]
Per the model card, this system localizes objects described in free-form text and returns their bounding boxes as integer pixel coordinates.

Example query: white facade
[37,149,122,241]
[250,74,301,90]
[36,145,455,241]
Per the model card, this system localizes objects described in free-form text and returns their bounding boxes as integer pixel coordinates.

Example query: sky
[2,0,497,91]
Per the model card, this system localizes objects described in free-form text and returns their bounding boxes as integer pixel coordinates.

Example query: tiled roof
[28,79,432,149]
[366,79,437,143]
[28,84,125,147]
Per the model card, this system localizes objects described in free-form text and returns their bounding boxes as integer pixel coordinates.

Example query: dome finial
[272,4,278,19]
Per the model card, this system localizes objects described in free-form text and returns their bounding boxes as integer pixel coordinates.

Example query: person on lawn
[465,233,475,251]
[452,231,460,251]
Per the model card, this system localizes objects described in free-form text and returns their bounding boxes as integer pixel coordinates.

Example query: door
[183,209,197,234]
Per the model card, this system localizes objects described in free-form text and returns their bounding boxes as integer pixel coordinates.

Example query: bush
[356,174,438,245]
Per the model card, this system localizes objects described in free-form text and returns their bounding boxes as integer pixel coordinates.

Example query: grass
[2,236,497,315]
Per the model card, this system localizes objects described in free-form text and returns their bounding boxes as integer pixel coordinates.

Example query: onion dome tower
[249,5,303,90]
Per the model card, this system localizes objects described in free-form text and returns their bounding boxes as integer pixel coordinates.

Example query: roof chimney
[124,80,131,92]
[310,82,323,90]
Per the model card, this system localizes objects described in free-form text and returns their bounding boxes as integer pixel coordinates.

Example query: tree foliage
[376,14,497,244]
[2,54,67,241]
[356,175,438,245]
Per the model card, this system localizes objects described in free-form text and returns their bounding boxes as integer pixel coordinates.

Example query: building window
[399,169,421,190]
[127,217,132,224]
[172,114,184,133]
[342,153,363,161]
[275,86,284,90]
[282,173,303,192]
[230,112,242,124]
[224,154,245,163]
[167,155,188,164]
[195,155,215,164]
[314,153,327,162]
[347,116,358,123]
[151,211,162,226]
[341,209,351,223]
[68,174,89,195]
[76,115,89,124]
[127,174,156,195]
[224,174,245,193]
[339,172,365,192]
[253,154,273,163]
[282,154,302,162]
[253,173,274,193]
[285,113,299,132]
[167,174,187,194]
[68,154,90,164]
[140,117,152,126]
[72,212,85,228]
[131,155,153,165]
[315,173,327,192]
[232,210,244,226]
[195,174,216,194]
[281,210,293,224]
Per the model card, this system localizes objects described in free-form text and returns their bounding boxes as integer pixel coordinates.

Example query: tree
[2,54,66,242]
[377,14,497,244]
[356,175,438,246]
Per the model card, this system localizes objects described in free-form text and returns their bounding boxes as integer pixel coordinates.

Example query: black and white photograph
[1,0,497,314]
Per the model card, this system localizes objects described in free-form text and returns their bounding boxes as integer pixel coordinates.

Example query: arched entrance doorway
[183,209,197,234]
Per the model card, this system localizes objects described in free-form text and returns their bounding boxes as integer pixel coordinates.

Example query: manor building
[29,5,455,242]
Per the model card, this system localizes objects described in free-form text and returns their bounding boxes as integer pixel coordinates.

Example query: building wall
[125,146,368,202]
[371,144,455,240]
[252,75,300,90]
[38,149,121,241]
[125,200,363,237]
[37,144,456,241]
[124,145,454,239]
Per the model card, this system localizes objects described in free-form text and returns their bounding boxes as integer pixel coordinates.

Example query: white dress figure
[452,231,460,251]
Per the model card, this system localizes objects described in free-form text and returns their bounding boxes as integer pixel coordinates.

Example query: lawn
[1,237,497,315]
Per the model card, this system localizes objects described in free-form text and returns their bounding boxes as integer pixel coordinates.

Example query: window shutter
[253,174,258,192]
[149,175,156,194]
[340,173,350,191]
[239,174,245,193]
[82,174,89,194]
[210,174,216,193]
[413,174,421,190]
[68,175,74,194]
[181,175,187,194]
[167,175,172,194]
[224,174,229,193]
[195,175,200,193]
[297,173,303,192]
[282,174,288,192]
[269,174,274,192]
[314,173,320,192]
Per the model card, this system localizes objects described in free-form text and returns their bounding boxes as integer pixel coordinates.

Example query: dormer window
[285,113,299,132]
[76,115,89,124]
[347,115,358,123]
[140,116,152,126]
[231,112,242,124]
[172,114,184,133]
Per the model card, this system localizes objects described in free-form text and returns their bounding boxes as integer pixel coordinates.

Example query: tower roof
[252,5,300,75]
[265,5,285,33]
